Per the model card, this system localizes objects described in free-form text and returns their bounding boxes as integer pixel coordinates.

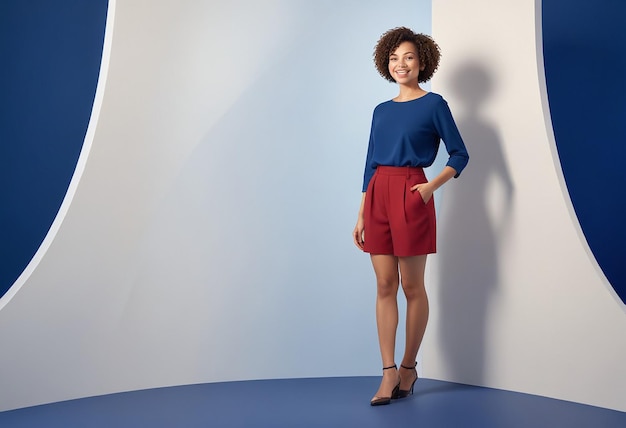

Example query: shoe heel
[396,362,418,399]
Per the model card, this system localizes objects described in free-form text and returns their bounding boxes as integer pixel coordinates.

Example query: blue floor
[0,377,624,428]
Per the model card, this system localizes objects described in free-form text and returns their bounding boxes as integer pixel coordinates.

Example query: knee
[402,281,427,301]
[377,277,399,298]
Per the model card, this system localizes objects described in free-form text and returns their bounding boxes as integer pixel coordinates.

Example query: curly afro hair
[373,27,441,83]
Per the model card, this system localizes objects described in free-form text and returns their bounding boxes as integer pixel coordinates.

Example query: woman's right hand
[353,218,365,250]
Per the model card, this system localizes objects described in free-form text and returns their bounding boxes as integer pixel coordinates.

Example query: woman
[353,27,469,406]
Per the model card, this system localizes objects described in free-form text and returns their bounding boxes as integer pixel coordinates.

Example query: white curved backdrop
[425,0,626,412]
[0,0,431,411]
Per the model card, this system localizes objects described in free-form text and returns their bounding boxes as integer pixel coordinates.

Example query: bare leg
[398,255,429,391]
[370,254,401,402]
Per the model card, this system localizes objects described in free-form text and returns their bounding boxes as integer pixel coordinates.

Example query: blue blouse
[362,92,469,192]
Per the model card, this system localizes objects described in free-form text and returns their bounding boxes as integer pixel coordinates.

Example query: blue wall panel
[543,0,626,304]
[0,1,108,298]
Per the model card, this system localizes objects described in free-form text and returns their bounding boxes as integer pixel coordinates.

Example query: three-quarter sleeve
[432,99,469,177]
[362,117,376,192]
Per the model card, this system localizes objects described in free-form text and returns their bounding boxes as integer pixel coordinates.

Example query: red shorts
[363,166,436,256]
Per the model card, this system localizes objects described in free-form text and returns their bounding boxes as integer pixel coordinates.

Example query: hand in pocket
[410,182,433,204]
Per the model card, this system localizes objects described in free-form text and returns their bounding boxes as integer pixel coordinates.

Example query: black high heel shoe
[393,362,418,399]
[370,364,401,406]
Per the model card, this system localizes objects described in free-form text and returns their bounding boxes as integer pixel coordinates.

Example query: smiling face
[388,41,424,84]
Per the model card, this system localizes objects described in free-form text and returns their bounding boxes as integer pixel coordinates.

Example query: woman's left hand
[410,182,434,204]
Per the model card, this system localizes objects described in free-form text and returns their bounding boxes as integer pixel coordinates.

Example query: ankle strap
[383,364,397,370]
[400,362,417,369]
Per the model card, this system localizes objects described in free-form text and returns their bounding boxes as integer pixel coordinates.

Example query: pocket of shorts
[408,178,429,205]
[417,190,429,205]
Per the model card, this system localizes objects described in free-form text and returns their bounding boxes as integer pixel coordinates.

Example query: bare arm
[353,192,367,250]
[410,166,458,203]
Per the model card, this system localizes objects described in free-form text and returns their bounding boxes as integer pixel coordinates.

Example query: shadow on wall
[437,62,513,384]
